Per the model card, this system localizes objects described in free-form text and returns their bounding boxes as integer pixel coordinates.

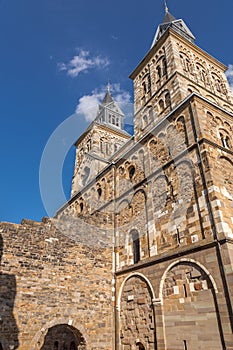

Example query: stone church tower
[1,7,233,350]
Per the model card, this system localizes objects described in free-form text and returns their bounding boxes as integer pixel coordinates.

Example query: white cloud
[58,49,110,77]
[226,64,233,91]
[75,85,132,123]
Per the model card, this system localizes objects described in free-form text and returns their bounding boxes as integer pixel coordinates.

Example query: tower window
[219,130,231,149]
[159,99,164,111]
[100,140,104,153]
[128,165,136,180]
[142,81,147,94]
[147,74,151,92]
[162,57,167,76]
[165,92,171,108]
[132,230,140,263]
[149,108,154,122]
[143,114,148,127]
[97,187,102,198]
[157,65,162,80]
[79,202,84,213]
[87,139,91,152]
[82,167,90,186]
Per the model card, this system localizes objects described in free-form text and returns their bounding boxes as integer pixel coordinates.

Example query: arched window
[136,342,145,350]
[143,114,148,127]
[157,65,162,80]
[97,187,102,199]
[79,202,84,213]
[159,99,164,111]
[147,74,151,91]
[149,108,154,122]
[132,230,140,263]
[100,139,104,153]
[112,115,116,125]
[216,79,221,92]
[82,167,90,186]
[219,130,231,149]
[162,57,167,76]
[165,92,171,108]
[142,81,147,94]
[185,59,191,72]
[128,165,136,180]
[87,139,91,152]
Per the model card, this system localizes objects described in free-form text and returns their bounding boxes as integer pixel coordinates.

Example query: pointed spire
[107,80,111,93]
[150,6,195,48]
[163,1,176,24]
[164,0,169,14]
[102,82,114,105]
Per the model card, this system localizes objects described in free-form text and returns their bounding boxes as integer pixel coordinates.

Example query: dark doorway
[40,324,86,350]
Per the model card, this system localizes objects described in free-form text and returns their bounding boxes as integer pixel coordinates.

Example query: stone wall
[0,219,113,350]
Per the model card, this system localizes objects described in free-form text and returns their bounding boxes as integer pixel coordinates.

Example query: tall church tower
[71,87,130,196]
[130,8,233,141]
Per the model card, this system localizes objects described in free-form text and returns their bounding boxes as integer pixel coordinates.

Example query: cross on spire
[164,0,169,13]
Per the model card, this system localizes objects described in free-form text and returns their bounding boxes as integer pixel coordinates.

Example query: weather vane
[164,0,169,13]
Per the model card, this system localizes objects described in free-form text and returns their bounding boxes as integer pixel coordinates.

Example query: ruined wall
[0,219,113,350]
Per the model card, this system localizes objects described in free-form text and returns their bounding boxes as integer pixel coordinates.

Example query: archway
[161,261,224,349]
[119,274,156,349]
[40,324,86,350]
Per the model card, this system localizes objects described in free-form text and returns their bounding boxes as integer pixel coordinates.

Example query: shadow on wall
[0,233,19,350]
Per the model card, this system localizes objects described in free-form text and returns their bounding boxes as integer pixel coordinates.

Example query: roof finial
[164,0,169,13]
[107,80,111,93]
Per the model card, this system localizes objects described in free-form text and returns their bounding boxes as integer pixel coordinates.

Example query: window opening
[142,81,147,94]
[165,92,171,108]
[132,231,140,263]
[128,165,136,180]
[159,99,164,111]
[82,167,90,186]
[54,341,59,350]
[162,57,167,76]
[157,65,162,80]
[136,342,145,350]
[97,187,102,198]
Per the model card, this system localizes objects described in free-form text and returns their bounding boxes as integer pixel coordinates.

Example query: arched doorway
[40,324,86,350]
[119,275,156,349]
[161,262,224,349]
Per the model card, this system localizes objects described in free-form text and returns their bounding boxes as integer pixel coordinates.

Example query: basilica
[1,7,233,350]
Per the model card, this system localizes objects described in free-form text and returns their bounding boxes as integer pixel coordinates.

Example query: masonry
[1,7,233,350]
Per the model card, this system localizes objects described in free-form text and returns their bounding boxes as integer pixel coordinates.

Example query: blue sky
[0,0,233,224]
